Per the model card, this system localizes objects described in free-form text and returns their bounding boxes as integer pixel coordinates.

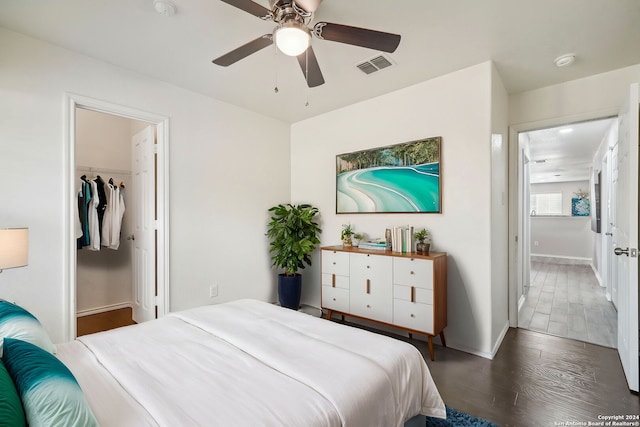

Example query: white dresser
[321,245,447,360]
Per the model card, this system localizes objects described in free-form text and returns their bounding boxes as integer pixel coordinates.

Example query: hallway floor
[518,259,617,348]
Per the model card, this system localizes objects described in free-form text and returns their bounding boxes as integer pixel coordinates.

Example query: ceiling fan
[212,0,401,87]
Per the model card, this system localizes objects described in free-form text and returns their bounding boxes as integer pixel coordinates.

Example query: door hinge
[154,220,160,229]
[153,144,159,154]
[631,248,638,258]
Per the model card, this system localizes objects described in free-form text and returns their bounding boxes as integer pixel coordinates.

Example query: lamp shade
[275,22,310,56]
[0,228,29,271]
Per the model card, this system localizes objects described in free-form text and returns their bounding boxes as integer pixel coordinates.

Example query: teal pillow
[0,358,26,427]
[2,338,98,427]
[0,300,55,355]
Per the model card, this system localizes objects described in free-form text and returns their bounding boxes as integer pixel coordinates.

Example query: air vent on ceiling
[356,54,394,75]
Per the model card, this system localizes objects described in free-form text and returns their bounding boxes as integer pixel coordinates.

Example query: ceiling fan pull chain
[274,43,279,94]
[305,49,310,106]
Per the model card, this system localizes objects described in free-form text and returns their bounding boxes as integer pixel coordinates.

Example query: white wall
[530,180,590,216]
[530,217,593,259]
[510,64,640,125]
[0,27,291,343]
[291,62,503,357]
[490,64,510,350]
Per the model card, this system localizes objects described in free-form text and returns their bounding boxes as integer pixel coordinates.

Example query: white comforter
[58,299,445,426]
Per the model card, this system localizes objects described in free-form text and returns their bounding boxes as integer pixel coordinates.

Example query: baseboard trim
[491,322,510,359]
[590,263,605,287]
[76,302,133,317]
[531,254,592,264]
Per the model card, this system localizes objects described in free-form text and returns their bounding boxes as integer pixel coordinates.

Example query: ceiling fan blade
[297,46,325,87]
[212,35,273,66]
[313,22,401,53]
[294,0,322,13]
[219,0,272,19]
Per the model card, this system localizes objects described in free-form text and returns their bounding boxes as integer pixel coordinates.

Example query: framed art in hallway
[571,197,590,216]
[336,137,442,213]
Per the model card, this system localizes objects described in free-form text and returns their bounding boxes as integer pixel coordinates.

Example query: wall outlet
[534,241,539,247]
[209,284,218,298]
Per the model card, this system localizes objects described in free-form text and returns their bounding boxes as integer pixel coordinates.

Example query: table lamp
[0,228,29,272]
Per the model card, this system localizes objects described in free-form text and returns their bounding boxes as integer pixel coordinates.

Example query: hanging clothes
[108,185,126,250]
[87,179,101,251]
[101,179,126,250]
[77,177,92,249]
[74,178,84,240]
[94,175,107,241]
[101,181,115,248]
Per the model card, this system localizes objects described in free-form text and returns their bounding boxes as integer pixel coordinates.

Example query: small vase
[342,237,353,247]
[416,243,430,255]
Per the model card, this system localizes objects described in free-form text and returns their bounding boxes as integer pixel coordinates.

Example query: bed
[3,299,446,426]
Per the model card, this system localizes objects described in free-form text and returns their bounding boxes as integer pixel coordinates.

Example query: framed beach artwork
[336,137,442,214]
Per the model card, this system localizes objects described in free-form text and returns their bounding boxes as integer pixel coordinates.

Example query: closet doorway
[65,94,169,340]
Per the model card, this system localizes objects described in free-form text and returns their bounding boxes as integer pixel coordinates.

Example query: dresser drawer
[350,293,392,324]
[393,285,433,305]
[393,257,433,289]
[321,273,349,290]
[322,250,350,276]
[322,286,349,312]
[349,252,392,277]
[393,299,434,334]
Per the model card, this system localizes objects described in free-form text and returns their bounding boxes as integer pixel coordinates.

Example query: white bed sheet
[58,299,445,426]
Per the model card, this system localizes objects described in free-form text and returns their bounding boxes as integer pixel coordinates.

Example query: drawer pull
[366,279,370,294]
[410,313,415,318]
[411,286,415,303]
[366,304,371,308]
[410,271,415,275]
[333,298,336,301]
[332,274,336,287]
[366,265,370,269]
[333,262,336,265]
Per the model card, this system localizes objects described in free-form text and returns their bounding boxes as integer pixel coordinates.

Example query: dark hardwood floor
[76,307,136,336]
[423,328,638,426]
[340,319,639,427]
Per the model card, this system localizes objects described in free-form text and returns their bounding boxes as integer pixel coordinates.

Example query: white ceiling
[526,117,616,184]
[1,0,639,123]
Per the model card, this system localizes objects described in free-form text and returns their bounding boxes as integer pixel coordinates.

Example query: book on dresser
[320,245,447,361]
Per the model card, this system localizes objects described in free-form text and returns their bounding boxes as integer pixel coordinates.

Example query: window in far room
[530,192,562,215]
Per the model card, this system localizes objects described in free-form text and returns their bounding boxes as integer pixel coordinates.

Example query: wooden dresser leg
[439,331,447,348]
[326,309,333,320]
[427,336,435,361]
[408,332,413,339]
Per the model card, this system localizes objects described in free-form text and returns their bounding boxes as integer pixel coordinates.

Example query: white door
[613,83,639,392]
[610,144,619,308]
[132,125,157,323]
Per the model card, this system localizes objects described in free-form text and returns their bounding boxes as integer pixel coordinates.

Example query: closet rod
[76,165,131,176]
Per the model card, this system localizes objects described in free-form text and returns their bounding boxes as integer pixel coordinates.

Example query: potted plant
[267,203,321,309]
[341,224,354,246]
[352,232,364,247]
[414,228,431,254]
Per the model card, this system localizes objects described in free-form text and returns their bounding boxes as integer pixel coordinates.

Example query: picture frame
[336,137,441,214]
[571,197,590,217]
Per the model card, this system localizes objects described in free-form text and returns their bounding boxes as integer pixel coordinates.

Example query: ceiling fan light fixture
[275,21,310,56]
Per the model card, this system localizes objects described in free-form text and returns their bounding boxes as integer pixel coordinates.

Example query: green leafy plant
[267,204,322,276]
[341,224,354,240]
[414,228,430,244]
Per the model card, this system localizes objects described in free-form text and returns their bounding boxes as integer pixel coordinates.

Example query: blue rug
[426,406,499,426]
